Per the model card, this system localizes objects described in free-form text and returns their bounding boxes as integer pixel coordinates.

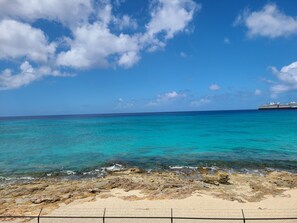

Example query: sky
[0,0,297,116]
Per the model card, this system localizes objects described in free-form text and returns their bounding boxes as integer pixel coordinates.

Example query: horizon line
[0,108,260,119]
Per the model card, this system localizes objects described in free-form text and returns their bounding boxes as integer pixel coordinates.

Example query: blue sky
[1,0,297,116]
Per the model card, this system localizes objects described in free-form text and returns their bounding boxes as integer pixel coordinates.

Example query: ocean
[0,110,297,179]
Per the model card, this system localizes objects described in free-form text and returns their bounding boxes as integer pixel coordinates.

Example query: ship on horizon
[258,102,297,110]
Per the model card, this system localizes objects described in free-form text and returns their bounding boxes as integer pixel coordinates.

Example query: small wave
[19,176,35,180]
[63,170,76,175]
[101,164,124,172]
[82,169,105,178]
[0,176,10,181]
[1,163,294,184]
[83,169,101,175]
[0,176,35,181]
[169,166,198,170]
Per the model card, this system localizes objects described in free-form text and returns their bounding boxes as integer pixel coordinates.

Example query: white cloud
[254,89,262,95]
[97,3,113,26]
[141,0,198,52]
[0,19,55,62]
[118,51,140,68]
[209,84,220,91]
[0,0,93,28]
[56,22,140,68]
[0,61,71,90]
[0,0,198,89]
[98,3,137,30]
[274,61,297,83]
[235,3,297,38]
[190,97,210,106]
[270,61,297,96]
[57,0,197,69]
[162,91,185,99]
[147,91,187,106]
[146,0,199,39]
[114,15,138,30]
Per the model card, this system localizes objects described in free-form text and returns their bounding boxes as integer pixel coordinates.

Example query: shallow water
[0,110,297,178]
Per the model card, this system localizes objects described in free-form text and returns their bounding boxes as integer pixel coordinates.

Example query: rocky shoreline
[1,168,297,217]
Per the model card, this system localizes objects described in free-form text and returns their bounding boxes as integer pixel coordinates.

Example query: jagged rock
[267,172,297,188]
[1,169,297,217]
[202,171,230,185]
[198,167,209,175]
[217,172,230,184]
[88,188,101,193]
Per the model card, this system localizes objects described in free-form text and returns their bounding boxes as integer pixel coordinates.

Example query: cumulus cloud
[0,19,55,62]
[235,3,297,38]
[0,61,71,90]
[146,0,199,39]
[0,0,93,28]
[58,0,197,69]
[209,84,220,91]
[147,91,187,106]
[0,0,198,89]
[142,0,199,51]
[270,61,297,97]
[56,22,140,68]
[114,15,138,30]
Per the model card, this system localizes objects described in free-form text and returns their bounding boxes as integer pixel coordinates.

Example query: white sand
[38,188,297,223]
[3,189,297,223]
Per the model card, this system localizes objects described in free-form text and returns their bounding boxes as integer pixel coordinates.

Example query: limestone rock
[202,171,230,185]
[30,195,60,204]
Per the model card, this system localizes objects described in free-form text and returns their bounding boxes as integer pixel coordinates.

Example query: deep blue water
[0,110,297,178]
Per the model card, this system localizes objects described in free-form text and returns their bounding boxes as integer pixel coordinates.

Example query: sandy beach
[2,188,297,222]
[46,188,297,218]
[1,168,297,222]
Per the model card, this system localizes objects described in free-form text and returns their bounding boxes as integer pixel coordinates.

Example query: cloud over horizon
[270,61,297,97]
[147,91,187,106]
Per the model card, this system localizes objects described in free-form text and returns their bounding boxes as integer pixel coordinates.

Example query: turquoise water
[0,110,297,178]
